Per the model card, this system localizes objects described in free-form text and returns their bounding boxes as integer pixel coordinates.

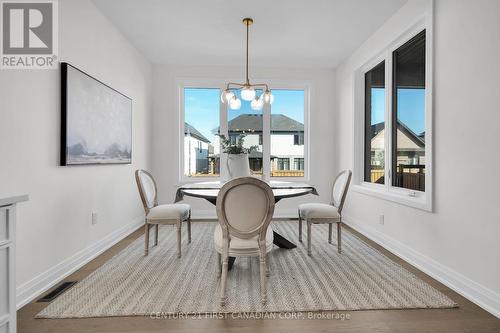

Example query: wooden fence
[370,170,385,183]
[395,165,425,191]
[370,165,425,191]
[189,170,305,177]
[271,170,305,177]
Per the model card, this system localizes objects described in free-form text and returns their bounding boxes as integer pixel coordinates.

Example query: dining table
[175,179,318,269]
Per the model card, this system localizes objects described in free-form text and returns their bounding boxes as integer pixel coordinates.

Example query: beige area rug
[37,222,457,318]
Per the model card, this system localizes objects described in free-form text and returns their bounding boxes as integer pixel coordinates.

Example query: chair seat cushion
[147,204,190,221]
[214,224,274,256]
[299,203,340,220]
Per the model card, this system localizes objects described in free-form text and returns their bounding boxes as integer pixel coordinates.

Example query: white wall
[334,0,500,316]
[151,65,335,218]
[0,0,152,305]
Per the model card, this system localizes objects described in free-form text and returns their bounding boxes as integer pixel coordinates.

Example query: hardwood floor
[18,222,500,333]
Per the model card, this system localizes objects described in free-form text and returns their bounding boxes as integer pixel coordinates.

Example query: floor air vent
[37,281,77,302]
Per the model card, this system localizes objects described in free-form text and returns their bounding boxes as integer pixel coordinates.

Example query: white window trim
[351,12,433,212]
[177,78,311,183]
[267,80,311,182]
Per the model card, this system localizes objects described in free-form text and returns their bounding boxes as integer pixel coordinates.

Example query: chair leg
[187,213,192,244]
[307,220,312,256]
[266,253,270,277]
[220,254,228,306]
[259,248,267,304]
[177,222,182,258]
[154,224,159,246]
[216,253,222,278]
[144,223,150,256]
[337,221,342,254]
[328,223,332,244]
[298,209,302,242]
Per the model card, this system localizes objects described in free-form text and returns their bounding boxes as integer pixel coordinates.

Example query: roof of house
[398,122,425,147]
[212,114,304,134]
[371,121,425,148]
[185,123,210,143]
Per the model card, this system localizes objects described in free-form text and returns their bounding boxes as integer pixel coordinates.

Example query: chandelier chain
[246,21,249,84]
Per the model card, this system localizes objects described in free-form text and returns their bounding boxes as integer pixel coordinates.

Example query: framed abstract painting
[60,62,132,165]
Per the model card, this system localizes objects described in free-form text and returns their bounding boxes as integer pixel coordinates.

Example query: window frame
[364,60,386,184]
[352,17,433,212]
[177,78,311,183]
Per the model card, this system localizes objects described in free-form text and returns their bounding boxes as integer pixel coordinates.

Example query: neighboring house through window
[182,86,308,180]
[183,88,219,178]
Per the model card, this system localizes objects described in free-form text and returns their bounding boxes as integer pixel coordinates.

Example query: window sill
[351,183,432,212]
[178,176,309,185]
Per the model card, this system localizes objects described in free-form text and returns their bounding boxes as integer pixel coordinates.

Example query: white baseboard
[343,215,500,319]
[16,216,143,309]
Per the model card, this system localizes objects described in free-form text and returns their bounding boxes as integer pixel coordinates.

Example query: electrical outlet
[379,215,385,225]
[92,212,98,225]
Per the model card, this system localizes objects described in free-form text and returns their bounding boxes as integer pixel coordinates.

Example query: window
[392,31,426,191]
[294,158,304,171]
[364,61,385,184]
[277,158,290,170]
[183,88,219,178]
[181,84,308,180]
[353,25,431,210]
[293,134,304,145]
[229,135,238,145]
[270,89,306,177]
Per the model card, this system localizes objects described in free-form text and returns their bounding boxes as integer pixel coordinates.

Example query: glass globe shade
[229,97,242,110]
[250,97,264,110]
[220,90,234,104]
[263,91,274,104]
[241,86,256,101]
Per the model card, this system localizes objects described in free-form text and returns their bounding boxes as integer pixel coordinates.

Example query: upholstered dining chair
[298,170,352,256]
[135,169,191,258]
[214,177,275,306]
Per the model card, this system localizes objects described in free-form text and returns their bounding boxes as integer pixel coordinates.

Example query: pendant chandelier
[220,18,273,111]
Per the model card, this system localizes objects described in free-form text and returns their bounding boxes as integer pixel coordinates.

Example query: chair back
[135,169,158,214]
[332,170,352,213]
[216,177,275,241]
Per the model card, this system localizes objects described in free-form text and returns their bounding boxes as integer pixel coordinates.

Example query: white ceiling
[92,0,407,69]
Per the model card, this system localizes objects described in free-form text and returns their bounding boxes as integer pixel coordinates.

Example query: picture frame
[60,62,132,165]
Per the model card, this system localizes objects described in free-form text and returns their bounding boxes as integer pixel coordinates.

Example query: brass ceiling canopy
[242,17,253,26]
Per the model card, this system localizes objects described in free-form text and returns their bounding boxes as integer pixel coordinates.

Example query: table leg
[228,257,236,270]
[270,198,297,248]
[273,231,297,249]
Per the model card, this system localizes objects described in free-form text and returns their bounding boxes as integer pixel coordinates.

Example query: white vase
[226,153,251,179]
